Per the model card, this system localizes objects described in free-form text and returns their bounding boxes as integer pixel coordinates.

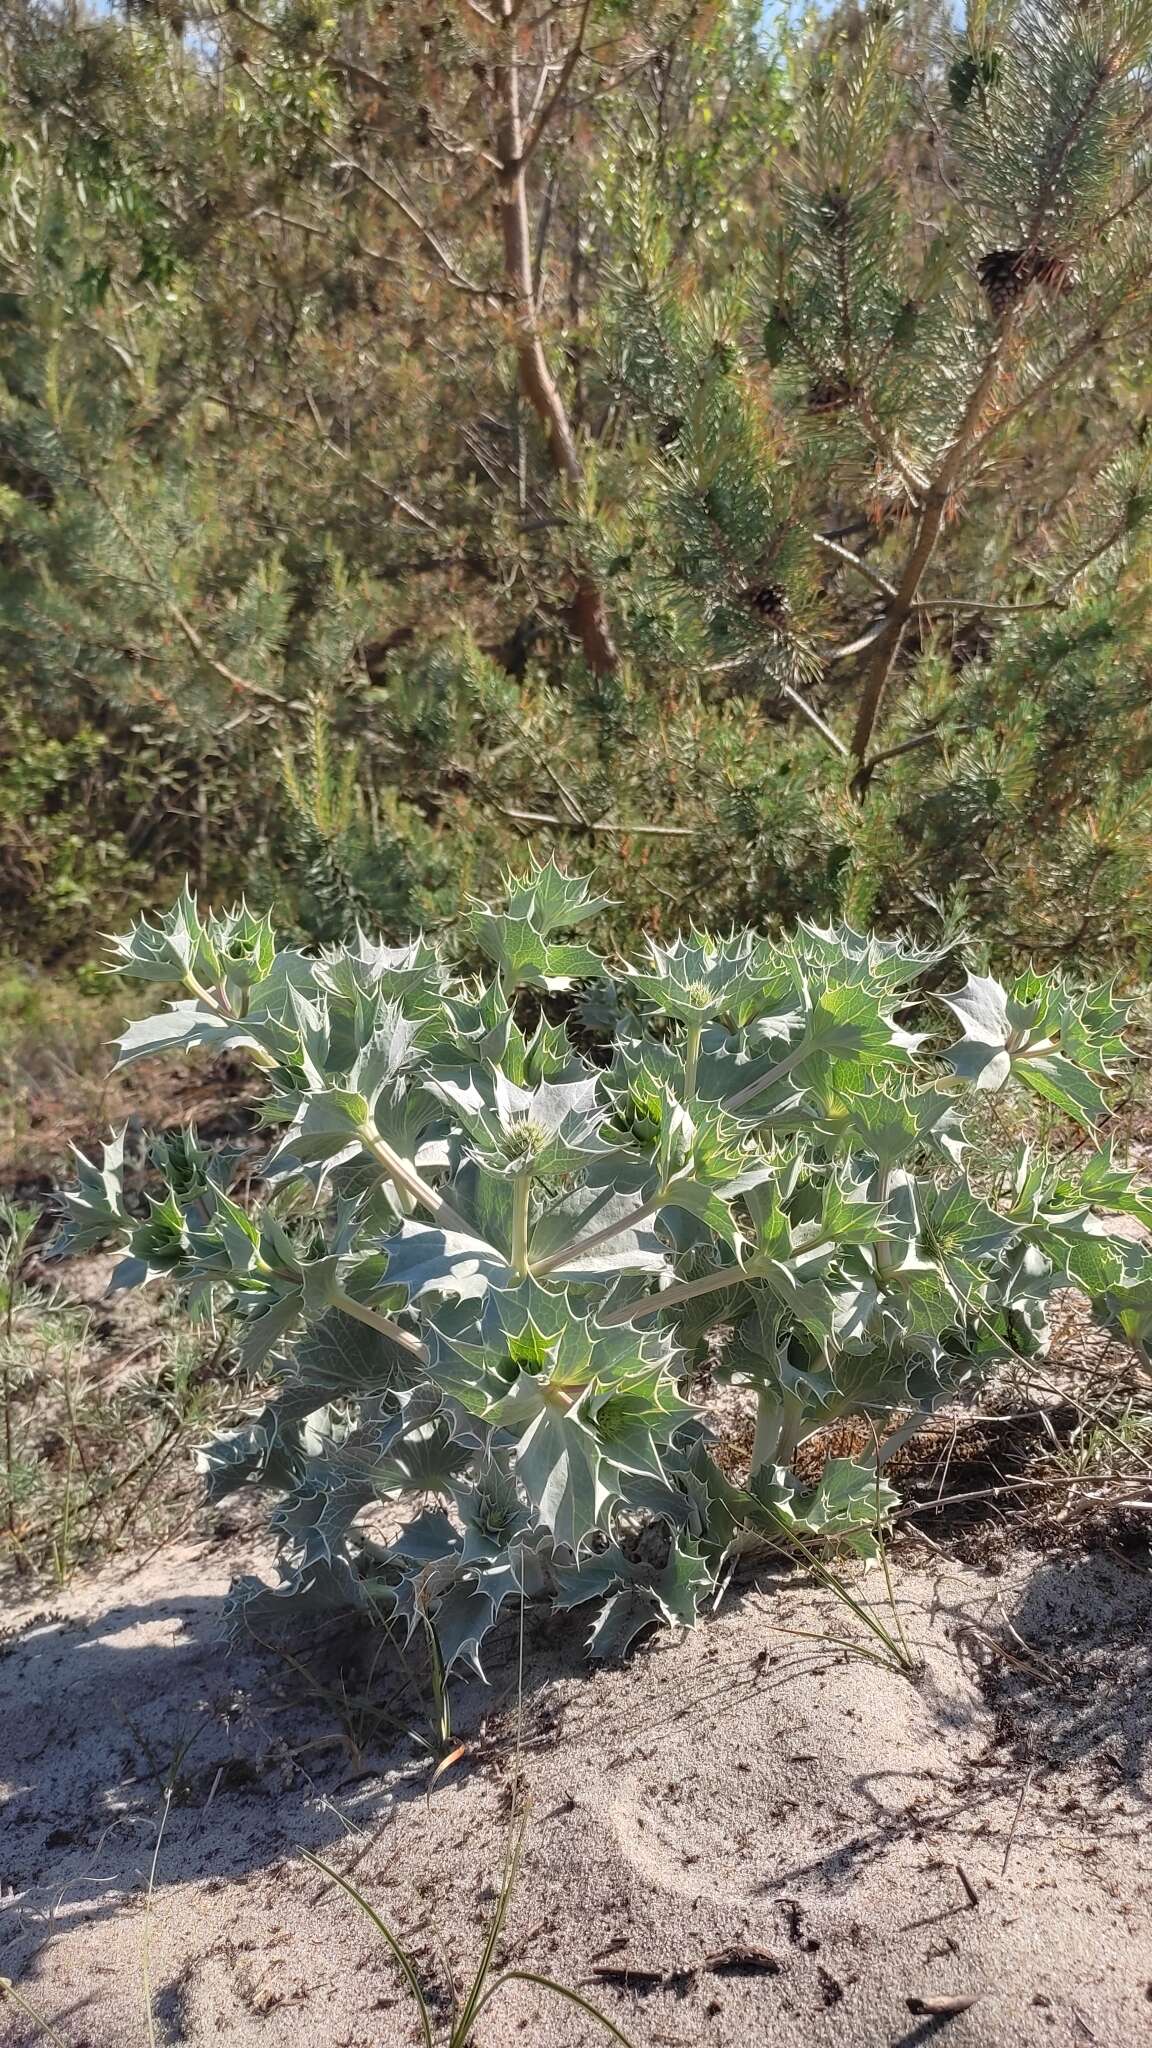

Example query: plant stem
[331,1290,429,1363]
[772,1526,919,1674]
[300,1851,435,2048]
[873,1488,916,1672]
[0,1979,73,2047]
[493,0,616,675]
[722,1040,808,1114]
[496,1037,812,1281]
[850,316,1017,768]
[775,1387,809,1472]
[684,1020,702,1101]
[182,969,230,1013]
[533,1186,667,1277]
[750,1387,784,1474]
[52,1438,76,1588]
[2,1343,17,1558]
[358,1120,472,1237]
[875,1412,922,1466]
[599,1262,744,1328]
[2,1378,14,1551]
[142,1788,173,2048]
[873,1167,895,1280]
[511,1173,531,1281]
[180,970,281,1071]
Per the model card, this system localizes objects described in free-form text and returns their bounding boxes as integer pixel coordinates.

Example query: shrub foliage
[5,0,1152,968]
[63,864,1152,1670]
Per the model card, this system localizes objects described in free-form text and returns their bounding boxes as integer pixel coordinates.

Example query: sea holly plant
[61,862,1152,1677]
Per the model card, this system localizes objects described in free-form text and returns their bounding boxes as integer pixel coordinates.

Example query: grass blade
[450,1804,529,2045]
[0,1978,73,2046]
[301,1849,435,2048]
[472,1970,641,2045]
[142,1784,172,2048]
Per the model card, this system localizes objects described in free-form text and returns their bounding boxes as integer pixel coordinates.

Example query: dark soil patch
[3,1051,265,1224]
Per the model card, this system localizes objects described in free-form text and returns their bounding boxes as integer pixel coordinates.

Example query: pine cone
[978,247,1076,316]
[977,248,1031,316]
[806,376,858,414]
[739,583,792,622]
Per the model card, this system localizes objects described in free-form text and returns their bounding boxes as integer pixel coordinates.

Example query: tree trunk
[494,3,618,676]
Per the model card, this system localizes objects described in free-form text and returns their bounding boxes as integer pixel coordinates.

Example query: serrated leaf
[112,1004,263,1072]
[1015,1052,1109,1127]
[794,1455,898,1559]
[56,1131,129,1253]
[587,1584,662,1658]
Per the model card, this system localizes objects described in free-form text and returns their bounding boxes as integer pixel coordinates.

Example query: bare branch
[520,0,595,167]
[852,723,949,796]
[493,0,618,673]
[233,60,492,298]
[778,681,850,758]
[495,805,695,837]
[825,621,888,663]
[913,594,1065,617]
[811,531,897,597]
[300,385,442,532]
[850,314,1019,765]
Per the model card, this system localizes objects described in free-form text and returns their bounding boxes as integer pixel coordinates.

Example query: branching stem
[357,1122,473,1238]
[723,1042,808,1114]
[850,315,1017,766]
[533,1187,668,1276]
[599,1263,743,1328]
[539,1040,809,1274]
[331,1290,430,1363]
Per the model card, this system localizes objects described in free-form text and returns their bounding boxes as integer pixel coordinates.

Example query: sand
[2,1518,1150,2048]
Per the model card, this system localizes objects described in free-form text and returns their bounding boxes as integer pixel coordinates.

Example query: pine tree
[4,0,1152,974]
[598,0,1152,790]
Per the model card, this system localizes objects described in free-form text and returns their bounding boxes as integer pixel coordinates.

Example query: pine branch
[87,480,284,706]
[850,314,1019,767]
[494,804,695,835]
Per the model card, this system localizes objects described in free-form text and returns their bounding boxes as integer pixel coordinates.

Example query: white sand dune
[2,1528,1150,2048]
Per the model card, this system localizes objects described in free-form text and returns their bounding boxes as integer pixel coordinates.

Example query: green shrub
[62,862,1152,1671]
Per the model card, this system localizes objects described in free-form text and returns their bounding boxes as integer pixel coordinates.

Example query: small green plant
[61,860,1152,1678]
[305,1799,637,2048]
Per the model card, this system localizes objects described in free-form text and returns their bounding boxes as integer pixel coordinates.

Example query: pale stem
[684,1020,702,1101]
[511,1172,531,1281]
[875,1412,922,1466]
[873,1168,895,1279]
[358,1120,473,1237]
[532,1187,667,1277]
[332,1289,429,1363]
[180,971,281,1071]
[750,1387,785,1474]
[183,969,227,1012]
[750,1385,810,1478]
[775,1387,809,1470]
[535,1040,808,1277]
[599,1264,744,1329]
[722,1041,808,1114]
[598,1226,841,1332]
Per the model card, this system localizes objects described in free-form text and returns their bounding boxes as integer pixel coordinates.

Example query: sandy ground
[2,1521,1150,2048]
